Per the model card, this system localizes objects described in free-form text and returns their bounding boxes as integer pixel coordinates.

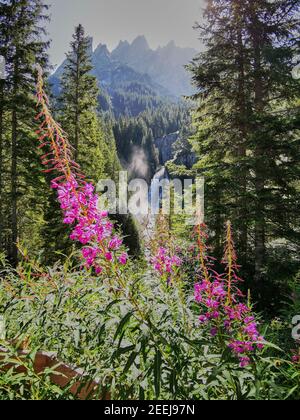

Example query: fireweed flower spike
[152,247,182,279]
[35,66,127,275]
[292,352,300,364]
[222,221,245,304]
[194,222,264,367]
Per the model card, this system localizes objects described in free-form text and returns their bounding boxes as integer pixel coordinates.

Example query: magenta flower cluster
[292,351,300,364]
[152,247,182,277]
[51,176,128,273]
[194,223,264,368]
[36,69,127,276]
[195,277,264,367]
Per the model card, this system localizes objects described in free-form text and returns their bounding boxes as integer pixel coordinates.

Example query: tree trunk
[10,58,18,266]
[0,80,4,250]
[250,4,266,282]
[235,3,248,264]
[214,189,223,262]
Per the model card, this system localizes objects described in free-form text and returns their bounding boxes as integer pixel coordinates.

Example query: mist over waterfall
[127,146,151,181]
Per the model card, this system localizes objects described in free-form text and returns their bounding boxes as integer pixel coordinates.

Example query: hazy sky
[47,0,205,67]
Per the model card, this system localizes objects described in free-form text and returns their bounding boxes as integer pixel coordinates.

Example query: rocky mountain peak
[111,40,130,61]
[116,40,130,49]
[94,43,110,58]
[131,35,150,52]
[166,40,176,49]
[93,43,111,67]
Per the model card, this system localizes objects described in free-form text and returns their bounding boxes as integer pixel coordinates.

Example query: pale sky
[47,0,205,67]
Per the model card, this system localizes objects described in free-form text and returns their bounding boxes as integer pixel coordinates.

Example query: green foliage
[189,0,300,311]
[113,103,190,180]
[0,255,299,400]
[0,0,50,264]
[0,343,74,400]
[58,24,108,181]
[110,81,167,118]
[113,214,141,258]
[165,162,195,178]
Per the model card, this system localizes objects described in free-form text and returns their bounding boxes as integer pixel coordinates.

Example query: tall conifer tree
[0,0,49,264]
[189,0,300,305]
[58,24,108,181]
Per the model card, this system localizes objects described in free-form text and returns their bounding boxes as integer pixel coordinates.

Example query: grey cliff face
[155,131,196,168]
[155,132,180,164]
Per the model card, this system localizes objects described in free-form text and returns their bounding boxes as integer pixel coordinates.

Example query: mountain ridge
[50,36,196,116]
[109,36,196,97]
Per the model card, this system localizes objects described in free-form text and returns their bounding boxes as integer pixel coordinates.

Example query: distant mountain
[91,42,171,96]
[50,36,197,117]
[112,36,197,97]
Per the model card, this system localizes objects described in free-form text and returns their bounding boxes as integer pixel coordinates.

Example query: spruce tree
[246,0,300,284]
[189,0,300,307]
[0,0,49,264]
[190,0,252,262]
[58,24,107,181]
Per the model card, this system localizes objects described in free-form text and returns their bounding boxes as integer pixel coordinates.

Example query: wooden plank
[0,346,110,400]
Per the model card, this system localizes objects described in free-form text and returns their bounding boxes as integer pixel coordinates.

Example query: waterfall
[133,166,169,253]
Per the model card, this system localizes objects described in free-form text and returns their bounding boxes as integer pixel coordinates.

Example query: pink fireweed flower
[105,252,113,261]
[239,356,251,368]
[224,320,231,330]
[199,315,208,324]
[243,322,260,339]
[205,298,220,310]
[244,316,255,324]
[229,340,254,354]
[292,353,300,364]
[194,282,208,303]
[257,340,265,350]
[210,327,218,337]
[55,179,125,272]
[212,283,227,298]
[95,266,103,275]
[51,180,59,189]
[171,255,182,266]
[81,246,100,267]
[151,247,182,278]
[118,252,128,265]
[211,311,220,319]
[35,69,128,276]
[194,222,264,368]
[109,236,123,250]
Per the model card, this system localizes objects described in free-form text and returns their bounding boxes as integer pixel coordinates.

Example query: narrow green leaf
[154,349,162,398]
